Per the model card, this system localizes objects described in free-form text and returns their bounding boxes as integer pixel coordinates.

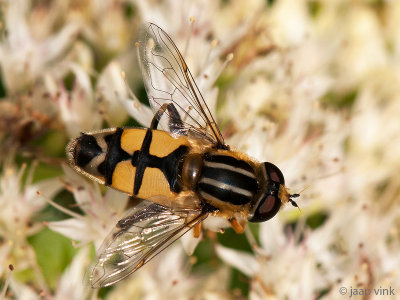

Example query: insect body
[67,23,299,288]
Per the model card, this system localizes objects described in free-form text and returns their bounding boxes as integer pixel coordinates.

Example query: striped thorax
[198,151,257,207]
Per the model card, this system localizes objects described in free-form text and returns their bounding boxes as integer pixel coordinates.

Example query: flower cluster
[0,0,399,299]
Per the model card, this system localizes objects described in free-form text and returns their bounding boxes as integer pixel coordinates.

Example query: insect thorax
[196,151,258,209]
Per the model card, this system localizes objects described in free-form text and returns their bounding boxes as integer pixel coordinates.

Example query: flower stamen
[183,16,196,60]
[0,264,14,299]
[36,190,84,220]
[208,53,234,87]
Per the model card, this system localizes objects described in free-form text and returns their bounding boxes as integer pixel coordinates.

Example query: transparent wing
[138,23,225,147]
[89,200,208,288]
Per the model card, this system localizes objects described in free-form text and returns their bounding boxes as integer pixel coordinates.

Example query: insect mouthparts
[289,193,300,208]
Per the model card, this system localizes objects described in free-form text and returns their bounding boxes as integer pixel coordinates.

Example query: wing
[138,23,226,147]
[89,200,208,288]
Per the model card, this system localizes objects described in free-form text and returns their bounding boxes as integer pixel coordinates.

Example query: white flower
[96,62,130,126]
[217,219,320,300]
[0,161,62,273]
[117,94,155,128]
[2,0,400,298]
[53,63,103,138]
[6,247,95,300]
[268,0,312,46]
[48,165,129,249]
[53,247,93,300]
[334,6,387,86]
[0,0,80,93]
[8,277,38,300]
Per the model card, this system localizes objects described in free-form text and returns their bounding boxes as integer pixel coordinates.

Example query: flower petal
[216,245,259,277]
[48,218,90,243]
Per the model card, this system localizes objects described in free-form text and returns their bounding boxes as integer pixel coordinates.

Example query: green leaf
[28,227,78,289]
[229,268,250,297]
[320,89,358,109]
[217,227,253,253]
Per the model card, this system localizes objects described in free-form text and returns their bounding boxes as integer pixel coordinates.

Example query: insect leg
[150,103,185,134]
[229,218,246,234]
[193,222,202,238]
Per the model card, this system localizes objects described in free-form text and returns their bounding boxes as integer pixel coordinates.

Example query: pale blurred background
[0,0,399,299]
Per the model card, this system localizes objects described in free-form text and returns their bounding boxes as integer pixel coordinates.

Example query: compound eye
[264,162,285,185]
[249,195,281,223]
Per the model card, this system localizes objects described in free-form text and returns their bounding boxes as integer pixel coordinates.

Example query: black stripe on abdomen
[131,129,189,195]
[104,128,132,185]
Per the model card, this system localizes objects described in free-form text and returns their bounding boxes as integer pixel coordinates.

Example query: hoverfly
[67,23,299,288]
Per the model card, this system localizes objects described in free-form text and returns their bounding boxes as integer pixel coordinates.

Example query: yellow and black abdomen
[67,128,190,202]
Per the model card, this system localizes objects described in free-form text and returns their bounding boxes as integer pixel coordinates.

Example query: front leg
[229,218,246,234]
